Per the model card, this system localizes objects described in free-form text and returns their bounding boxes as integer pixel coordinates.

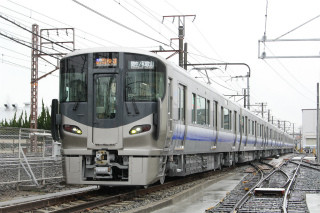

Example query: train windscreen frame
[125,53,166,102]
[59,54,88,103]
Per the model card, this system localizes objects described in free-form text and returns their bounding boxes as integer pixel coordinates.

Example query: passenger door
[92,74,122,146]
[233,111,237,147]
[174,84,186,150]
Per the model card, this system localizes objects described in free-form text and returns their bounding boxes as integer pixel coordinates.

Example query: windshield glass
[125,53,165,102]
[95,75,117,119]
[59,54,88,102]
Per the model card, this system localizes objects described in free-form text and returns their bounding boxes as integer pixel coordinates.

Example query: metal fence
[0,127,63,188]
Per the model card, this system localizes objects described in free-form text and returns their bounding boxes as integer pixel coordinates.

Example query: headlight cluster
[63,125,82,135]
[129,125,151,135]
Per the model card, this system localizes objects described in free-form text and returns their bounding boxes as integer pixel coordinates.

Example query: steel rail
[231,159,290,212]
[230,163,266,212]
[290,160,320,172]
[0,167,233,213]
[282,163,301,213]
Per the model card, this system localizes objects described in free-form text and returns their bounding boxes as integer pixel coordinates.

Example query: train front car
[51,48,168,186]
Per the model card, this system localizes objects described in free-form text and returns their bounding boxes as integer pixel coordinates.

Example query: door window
[95,76,117,119]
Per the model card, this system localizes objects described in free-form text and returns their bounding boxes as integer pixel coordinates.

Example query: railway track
[0,166,235,213]
[207,161,275,212]
[207,155,320,213]
[207,156,310,213]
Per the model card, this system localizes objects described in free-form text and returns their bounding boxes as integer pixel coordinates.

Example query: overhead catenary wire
[72,0,170,47]
[0,31,60,60]
[2,1,120,47]
[163,0,245,94]
[0,14,73,52]
[0,52,49,67]
[149,2,242,93]
[263,60,315,104]
[265,46,316,96]
[192,23,224,61]
[1,58,58,77]
[195,70,239,92]
[275,13,320,40]
[2,1,250,103]
[113,0,171,44]
[133,0,163,23]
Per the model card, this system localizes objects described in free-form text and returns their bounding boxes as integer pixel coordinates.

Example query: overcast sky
[1,0,320,130]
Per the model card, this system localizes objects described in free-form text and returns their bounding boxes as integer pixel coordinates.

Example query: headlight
[129,125,151,135]
[63,125,82,135]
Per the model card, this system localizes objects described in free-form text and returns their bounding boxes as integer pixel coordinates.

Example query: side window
[196,96,206,125]
[245,116,248,135]
[192,93,196,123]
[242,116,245,134]
[254,121,257,137]
[239,115,241,133]
[248,119,251,135]
[221,107,224,129]
[206,100,210,125]
[213,101,218,128]
[178,85,185,122]
[229,110,232,130]
[223,108,230,130]
[168,78,172,131]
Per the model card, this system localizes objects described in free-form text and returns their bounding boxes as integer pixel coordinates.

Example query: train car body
[51,47,294,186]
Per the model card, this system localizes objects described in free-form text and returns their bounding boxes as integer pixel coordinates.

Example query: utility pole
[162,15,196,68]
[30,26,75,150]
[31,24,39,130]
[178,24,184,68]
[258,102,267,118]
[244,89,247,108]
[250,102,267,118]
[30,24,39,152]
[184,43,188,70]
[0,16,74,146]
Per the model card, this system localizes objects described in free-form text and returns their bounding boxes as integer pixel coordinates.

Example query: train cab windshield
[59,52,165,105]
[59,54,88,103]
[125,53,165,102]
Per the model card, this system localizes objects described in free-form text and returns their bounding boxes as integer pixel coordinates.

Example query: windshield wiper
[125,102,131,115]
[132,98,139,114]
[73,100,79,111]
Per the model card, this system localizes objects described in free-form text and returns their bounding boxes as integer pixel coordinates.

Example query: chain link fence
[0,127,63,189]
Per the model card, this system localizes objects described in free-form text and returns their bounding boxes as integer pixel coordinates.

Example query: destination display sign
[93,52,119,68]
[129,61,155,69]
[95,58,118,67]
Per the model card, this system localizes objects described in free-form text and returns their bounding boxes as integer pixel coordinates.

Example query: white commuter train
[51,47,294,186]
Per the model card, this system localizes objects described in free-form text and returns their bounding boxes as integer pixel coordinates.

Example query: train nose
[92,126,123,147]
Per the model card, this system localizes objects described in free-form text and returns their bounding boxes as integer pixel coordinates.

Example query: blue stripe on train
[171,124,289,146]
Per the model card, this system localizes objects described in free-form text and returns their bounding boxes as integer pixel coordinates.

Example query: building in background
[0,102,31,123]
[302,109,317,153]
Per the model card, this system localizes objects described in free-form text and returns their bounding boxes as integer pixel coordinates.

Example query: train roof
[64,47,166,61]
